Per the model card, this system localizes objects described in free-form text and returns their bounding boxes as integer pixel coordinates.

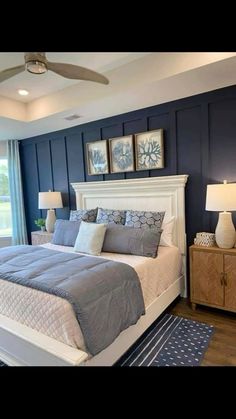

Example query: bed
[0,174,188,366]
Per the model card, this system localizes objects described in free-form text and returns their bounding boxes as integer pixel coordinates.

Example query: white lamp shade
[38,191,63,209]
[206,183,236,211]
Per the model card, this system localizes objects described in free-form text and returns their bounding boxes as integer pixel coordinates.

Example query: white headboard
[71,174,188,254]
[71,175,188,296]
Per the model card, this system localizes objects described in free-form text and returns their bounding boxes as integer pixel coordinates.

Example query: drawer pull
[220,272,224,286]
[224,273,227,286]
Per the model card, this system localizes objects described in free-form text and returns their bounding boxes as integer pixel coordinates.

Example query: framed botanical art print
[86,140,109,175]
[109,135,134,173]
[135,129,164,171]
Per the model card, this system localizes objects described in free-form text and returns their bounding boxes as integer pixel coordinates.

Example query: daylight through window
[0,158,12,237]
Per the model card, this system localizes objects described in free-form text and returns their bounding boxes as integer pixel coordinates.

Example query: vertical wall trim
[170,110,177,173]
[201,103,210,181]
[81,132,86,182]
[121,122,127,180]
[48,140,54,191]
[64,136,71,210]
[35,144,41,218]
[201,102,210,231]
[146,115,151,178]
[100,127,105,182]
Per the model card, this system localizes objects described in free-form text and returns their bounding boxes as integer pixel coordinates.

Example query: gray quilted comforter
[0,245,145,355]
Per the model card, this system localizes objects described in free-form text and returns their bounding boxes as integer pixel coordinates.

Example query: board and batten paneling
[50,137,70,220]
[20,143,40,234]
[20,85,236,252]
[66,133,85,210]
[176,106,202,246]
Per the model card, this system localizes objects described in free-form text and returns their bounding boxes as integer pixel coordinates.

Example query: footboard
[0,314,88,366]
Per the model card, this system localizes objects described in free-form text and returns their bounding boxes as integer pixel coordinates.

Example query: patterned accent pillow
[69,208,97,222]
[125,210,165,230]
[96,208,126,225]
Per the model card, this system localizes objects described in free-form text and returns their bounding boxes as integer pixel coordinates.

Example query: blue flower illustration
[89,149,107,173]
[112,141,133,171]
[137,138,161,169]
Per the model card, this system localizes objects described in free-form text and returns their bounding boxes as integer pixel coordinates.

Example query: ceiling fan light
[26,60,47,74]
[18,89,29,96]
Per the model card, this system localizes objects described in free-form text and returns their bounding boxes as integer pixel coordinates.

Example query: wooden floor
[168,297,236,366]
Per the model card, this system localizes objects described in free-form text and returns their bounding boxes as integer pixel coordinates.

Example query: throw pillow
[69,208,97,222]
[96,208,126,225]
[102,224,162,258]
[52,219,81,247]
[160,216,175,247]
[125,210,165,230]
[74,221,107,256]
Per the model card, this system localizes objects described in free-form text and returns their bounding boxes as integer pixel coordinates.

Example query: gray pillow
[102,224,162,258]
[52,219,81,247]
[69,208,97,222]
[125,210,165,230]
[96,208,126,225]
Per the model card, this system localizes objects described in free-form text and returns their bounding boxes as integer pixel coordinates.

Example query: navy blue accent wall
[20,85,236,253]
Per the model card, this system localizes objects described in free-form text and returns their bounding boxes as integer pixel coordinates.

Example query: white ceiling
[0,52,148,102]
[0,52,236,141]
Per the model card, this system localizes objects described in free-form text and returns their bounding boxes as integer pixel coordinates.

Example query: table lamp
[205,180,236,248]
[38,190,63,233]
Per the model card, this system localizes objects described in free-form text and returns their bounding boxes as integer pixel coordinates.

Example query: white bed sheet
[0,245,182,353]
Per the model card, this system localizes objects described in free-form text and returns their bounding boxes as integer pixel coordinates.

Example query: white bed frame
[0,174,188,366]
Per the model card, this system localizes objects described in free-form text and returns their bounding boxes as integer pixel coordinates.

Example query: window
[0,158,12,237]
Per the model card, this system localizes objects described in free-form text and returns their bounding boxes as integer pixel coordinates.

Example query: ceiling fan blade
[47,61,109,85]
[0,65,25,83]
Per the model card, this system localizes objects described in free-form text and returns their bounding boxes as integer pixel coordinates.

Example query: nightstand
[31,231,53,245]
[190,244,236,313]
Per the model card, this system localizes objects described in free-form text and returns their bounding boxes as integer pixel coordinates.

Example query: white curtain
[7,140,28,245]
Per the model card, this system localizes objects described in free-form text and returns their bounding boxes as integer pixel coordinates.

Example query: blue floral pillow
[125,210,165,230]
[96,208,126,225]
[69,208,97,222]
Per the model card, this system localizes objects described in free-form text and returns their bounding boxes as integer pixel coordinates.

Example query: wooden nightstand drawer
[31,231,53,245]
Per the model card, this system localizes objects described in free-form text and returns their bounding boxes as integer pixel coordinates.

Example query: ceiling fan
[0,52,109,85]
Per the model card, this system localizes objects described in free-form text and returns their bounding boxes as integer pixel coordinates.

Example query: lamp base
[45,209,56,233]
[215,212,235,249]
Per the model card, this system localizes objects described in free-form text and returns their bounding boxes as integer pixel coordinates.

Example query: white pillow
[160,216,175,247]
[74,221,107,256]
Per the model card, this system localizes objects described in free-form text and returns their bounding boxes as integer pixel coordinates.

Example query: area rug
[117,313,214,366]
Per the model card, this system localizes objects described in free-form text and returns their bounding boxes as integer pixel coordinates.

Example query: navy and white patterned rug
[116,313,214,366]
